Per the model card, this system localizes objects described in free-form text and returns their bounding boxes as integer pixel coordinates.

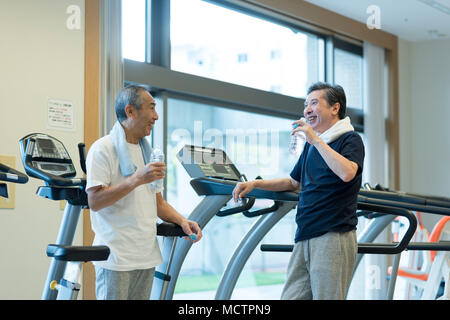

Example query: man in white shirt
[86,85,202,300]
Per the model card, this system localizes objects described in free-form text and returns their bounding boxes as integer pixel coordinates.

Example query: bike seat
[46,244,110,262]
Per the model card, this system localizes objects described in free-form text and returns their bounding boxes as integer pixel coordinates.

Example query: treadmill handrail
[359,189,450,211]
[0,162,28,184]
[243,200,281,218]
[217,197,256,217]
[156,222,188,237]
[261,242,450,253]
[190,177,298,202]
[358,193,450,216]
[356,203,417,254]
[261,202,418,255]
[367,183,450,204]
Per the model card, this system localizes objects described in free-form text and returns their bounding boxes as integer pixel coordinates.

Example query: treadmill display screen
[177,145,241,181]
[212,164,229,174]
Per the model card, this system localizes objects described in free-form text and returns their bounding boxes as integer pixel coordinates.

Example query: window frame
[123,0,367,187]
[124,0,364,129]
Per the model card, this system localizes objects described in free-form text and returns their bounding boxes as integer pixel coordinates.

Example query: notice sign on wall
[47,98,75,131]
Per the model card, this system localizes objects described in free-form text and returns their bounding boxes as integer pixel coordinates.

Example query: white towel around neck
[318,116,354,144]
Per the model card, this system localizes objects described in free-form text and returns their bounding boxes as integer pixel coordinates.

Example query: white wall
[398,38,450,231]
[0,0,85,299]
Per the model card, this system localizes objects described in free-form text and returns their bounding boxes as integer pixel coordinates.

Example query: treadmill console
[20,133,76,180]
[176,145,241,181]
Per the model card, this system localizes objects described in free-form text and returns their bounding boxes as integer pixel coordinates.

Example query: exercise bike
[20,133,110,300]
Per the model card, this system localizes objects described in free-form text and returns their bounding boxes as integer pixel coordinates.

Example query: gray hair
[115,85,148,122]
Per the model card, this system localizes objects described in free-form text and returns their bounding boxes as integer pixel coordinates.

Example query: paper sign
[47,98,75,131]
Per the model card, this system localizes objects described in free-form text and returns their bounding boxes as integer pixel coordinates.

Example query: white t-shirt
[85,135,162,271]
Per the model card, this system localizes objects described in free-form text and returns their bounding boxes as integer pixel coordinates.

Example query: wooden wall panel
[83,0,100,300]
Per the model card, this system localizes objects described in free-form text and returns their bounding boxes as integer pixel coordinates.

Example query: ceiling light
[417,0,450,15]
[428,29,446,38]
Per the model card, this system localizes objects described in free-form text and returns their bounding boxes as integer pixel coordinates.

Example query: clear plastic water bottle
[150,145,165,190]
[289,118,307,156]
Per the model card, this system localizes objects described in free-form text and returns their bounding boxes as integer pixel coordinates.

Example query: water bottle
[150,145,165,190]
[289,118,307,156]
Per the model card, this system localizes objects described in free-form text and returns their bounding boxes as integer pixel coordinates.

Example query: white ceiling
[305,0,450,41]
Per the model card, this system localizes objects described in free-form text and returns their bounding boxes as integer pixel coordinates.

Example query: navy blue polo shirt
[290,131,365,242]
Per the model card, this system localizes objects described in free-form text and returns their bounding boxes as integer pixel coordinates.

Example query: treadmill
[261,184,450,299]
[153,145,450,300]
[151,145,298,300]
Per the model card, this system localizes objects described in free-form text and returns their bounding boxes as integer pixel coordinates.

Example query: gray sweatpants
[280,230,357,300]
[95,267,155,300]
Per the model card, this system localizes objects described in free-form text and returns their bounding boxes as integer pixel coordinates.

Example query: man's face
[303,89,339,134]
[131,91,158,138]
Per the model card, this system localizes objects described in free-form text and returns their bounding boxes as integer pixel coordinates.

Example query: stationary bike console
[19,133,81,187]
[20,133,87,205]
[19,133,109,300]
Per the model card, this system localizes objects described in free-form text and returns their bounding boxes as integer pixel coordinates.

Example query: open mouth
[145,123,153,133]
[307,116,317,124]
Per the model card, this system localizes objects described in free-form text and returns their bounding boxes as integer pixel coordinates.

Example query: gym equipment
[153,144,450,299]
[0,162,28,198]
[261,184,450,299]
[367,184,450,299]
[153,222,190,299]
[150,145,298,300]
[171,145,419,299]
[154,145,419,299]
[19,133,110,300]
[389,216,450,299]
[37,136,191,299]
[28,136,192,300]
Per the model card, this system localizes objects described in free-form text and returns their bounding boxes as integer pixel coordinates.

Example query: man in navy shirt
[232,82,365,299]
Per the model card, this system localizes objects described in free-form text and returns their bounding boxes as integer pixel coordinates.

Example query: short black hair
[115,85,149,122]
[307,82,346,119]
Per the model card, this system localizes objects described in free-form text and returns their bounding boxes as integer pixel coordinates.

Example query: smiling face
[135,91,158,137]
[303,89,340,134]
[125,90,159,142]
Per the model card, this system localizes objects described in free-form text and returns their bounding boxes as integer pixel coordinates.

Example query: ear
[124,104,136,119]
[331,102,340,116]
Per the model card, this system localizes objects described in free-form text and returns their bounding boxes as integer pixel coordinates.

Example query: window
[170,0,324,98]
[165,97,298,298]
[122,0,368,299]
[121,0,146,62]
[333,39,363,109]
[237,53,248,63]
